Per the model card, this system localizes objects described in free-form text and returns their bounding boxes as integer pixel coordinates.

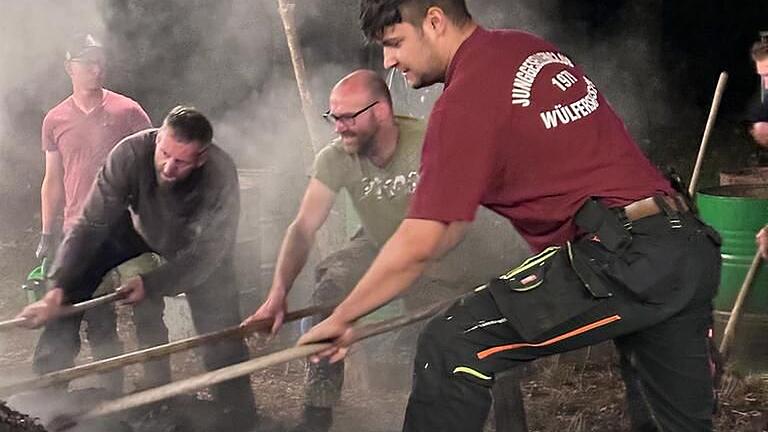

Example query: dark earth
[0,207,766,432]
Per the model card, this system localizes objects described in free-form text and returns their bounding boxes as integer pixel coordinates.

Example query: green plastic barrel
[698,185,768,313]
[697,184,768,373]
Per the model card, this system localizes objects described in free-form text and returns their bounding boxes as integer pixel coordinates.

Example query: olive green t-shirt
[313,116,425,247]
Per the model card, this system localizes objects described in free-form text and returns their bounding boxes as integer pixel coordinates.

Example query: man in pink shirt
[34,33,151,394]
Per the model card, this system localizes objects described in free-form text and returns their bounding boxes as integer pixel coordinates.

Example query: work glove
[35,233,52,259]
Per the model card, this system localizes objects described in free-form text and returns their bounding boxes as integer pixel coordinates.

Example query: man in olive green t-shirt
[241,69,433,432]
[313,112,422,250]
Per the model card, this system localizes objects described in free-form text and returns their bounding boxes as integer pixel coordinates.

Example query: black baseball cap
[65,33,103,61]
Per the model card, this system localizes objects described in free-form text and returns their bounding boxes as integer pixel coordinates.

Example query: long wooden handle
[689,71,728,196]
[64,292,123,314]
[719,250,762,358]
[79,343,332,421]
[0,304,334,395]
[0,292,124,332]
[75,296,456,421]
[0,317,27,330]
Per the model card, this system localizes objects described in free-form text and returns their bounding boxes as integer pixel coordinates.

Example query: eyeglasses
[322,101,379,126]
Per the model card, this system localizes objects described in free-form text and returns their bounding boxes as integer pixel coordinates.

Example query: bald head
[332,69,393,108]
[327,69,397,156]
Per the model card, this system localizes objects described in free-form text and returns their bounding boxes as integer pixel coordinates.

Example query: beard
[155,170,174,190]
[340,132,375,156]
[155,168,185,191]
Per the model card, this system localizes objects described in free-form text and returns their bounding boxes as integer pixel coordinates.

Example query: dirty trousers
[305,231,463,408]
[32,222,256,419]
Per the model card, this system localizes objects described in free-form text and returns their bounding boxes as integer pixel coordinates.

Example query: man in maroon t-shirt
[34,34,151,394]
[299,2,722,431]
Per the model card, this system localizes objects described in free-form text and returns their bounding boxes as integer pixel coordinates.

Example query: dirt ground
[0,216,767,432]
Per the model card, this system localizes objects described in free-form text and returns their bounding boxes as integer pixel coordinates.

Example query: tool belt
[622,194,689,223]
[485,193,700,342]
[575,193,692,253]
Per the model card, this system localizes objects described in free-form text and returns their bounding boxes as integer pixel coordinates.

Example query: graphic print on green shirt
[313,116,425,247]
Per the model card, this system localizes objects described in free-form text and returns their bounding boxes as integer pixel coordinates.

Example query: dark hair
[360,0,471,42]
[752,40,768,62]
[364,71,394,107]
[162,105,213,146]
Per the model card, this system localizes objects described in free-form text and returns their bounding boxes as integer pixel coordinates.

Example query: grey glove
[35,233,52,259]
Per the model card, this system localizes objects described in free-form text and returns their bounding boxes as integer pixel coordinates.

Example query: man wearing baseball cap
[34,33,152,394]
[748,36,768,148]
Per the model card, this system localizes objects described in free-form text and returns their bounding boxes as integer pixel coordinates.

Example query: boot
[289,406,333,432]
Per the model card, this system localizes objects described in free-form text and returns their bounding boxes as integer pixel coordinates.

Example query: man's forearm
[271,222,316,296]
[40,177,64,233]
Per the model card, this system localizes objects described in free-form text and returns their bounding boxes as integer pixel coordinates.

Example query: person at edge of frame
[747,36,768,150]
[746,39,768,262]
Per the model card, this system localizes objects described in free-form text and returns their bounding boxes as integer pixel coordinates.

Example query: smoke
[0,1,106,384]
[0,0,104,227]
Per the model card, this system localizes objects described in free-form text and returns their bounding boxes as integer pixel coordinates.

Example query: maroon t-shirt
[407,28,673,252]
[42,89,151,231]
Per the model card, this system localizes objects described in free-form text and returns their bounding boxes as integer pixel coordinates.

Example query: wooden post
[277,0,323,162]
[276,0,346,254]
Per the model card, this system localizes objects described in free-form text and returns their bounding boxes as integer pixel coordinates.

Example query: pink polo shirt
[42,89,151,231]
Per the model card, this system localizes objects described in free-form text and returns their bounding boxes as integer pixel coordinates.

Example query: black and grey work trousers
[35,233,124,394]
[306,231,466,408]
[402,212,721,432]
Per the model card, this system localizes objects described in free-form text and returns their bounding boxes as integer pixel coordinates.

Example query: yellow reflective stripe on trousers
[500,246,560,280]
[453,366,492,381]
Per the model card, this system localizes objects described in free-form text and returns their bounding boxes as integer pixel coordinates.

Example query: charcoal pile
[6,389,132,432]
[0,402,46,432]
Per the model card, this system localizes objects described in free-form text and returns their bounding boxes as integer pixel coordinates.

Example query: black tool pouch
[569,198,633,296]
[574,198,631,253]
[487,246,613,342]
[568,239,620,299]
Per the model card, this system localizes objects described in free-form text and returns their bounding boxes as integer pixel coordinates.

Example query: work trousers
[402,211,721,432]
[32,222,256,423]
[305,231,463,408]
[36,233,124,394]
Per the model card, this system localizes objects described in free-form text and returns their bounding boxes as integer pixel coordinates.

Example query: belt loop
[672,193,689,214]
[616,207,633,232]
[653,194,682,229]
